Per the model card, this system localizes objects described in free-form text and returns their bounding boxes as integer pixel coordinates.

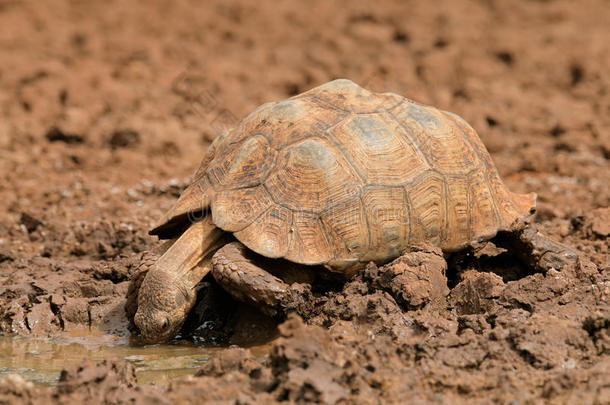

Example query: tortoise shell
[151,79,535,271]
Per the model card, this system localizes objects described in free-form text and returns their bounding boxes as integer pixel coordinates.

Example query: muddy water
[0,333,269,386]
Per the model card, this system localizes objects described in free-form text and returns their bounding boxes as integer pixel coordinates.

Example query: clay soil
[0,0,609,404]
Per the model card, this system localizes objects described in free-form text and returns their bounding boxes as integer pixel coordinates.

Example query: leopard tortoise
[130,79,579,343]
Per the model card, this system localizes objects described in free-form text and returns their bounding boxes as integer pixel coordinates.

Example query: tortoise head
[134,268,197,343]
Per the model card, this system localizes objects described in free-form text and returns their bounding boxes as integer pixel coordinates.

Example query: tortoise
[131,79,579,343]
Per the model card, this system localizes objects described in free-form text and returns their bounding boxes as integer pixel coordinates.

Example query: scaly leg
[211,242,314,319]
[493,226,580,273]
[125,239,178,324]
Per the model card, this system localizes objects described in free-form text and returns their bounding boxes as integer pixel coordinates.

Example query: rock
[0,247,13,263]
[507,313,594,370]
[168,372,274,404]
[588,207,610,237]
[583,313,610,355]
[59,298,90,330]
[19,213,43,233]
[45,126,84,144]
[0,297,29,335]
[26,302,61,335]
[109,129,140,149]
[56,361,165,404]
[198,347,258,377]
[271,315,351,404]
[0,374,35,405]
[57,360,137,397]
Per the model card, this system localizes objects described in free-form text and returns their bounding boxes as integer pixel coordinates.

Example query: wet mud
[0,0,608,404]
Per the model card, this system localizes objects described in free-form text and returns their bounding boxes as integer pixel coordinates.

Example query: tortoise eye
[160,318,169,330]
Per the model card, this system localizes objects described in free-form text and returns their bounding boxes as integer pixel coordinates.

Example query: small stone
[589,207,610,237]
[109,129,140,149]
[26,302,60,335]
[20,212,44,233]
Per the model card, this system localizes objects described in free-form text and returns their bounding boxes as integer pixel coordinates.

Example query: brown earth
[0,0,609,404]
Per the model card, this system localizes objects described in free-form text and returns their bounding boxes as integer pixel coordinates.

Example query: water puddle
[0,331,269,386]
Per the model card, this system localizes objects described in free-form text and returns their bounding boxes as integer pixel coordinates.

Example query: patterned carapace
[151,79,535,271]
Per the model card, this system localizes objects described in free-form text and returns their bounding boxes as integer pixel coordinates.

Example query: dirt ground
[0,0,609,403]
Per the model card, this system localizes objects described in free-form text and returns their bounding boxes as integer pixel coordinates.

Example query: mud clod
[1,0,609,403]
[109,130,140,149]
[19,213,44,233]
[44,127,85,144]
[363,245,449,311]
[449,270,505,315]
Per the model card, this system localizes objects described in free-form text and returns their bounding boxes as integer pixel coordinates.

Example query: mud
[0,0,608,403]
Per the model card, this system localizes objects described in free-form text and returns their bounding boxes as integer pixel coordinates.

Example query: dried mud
[0,0,608,404]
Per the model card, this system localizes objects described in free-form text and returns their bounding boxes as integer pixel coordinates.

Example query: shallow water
[0,332,268,386]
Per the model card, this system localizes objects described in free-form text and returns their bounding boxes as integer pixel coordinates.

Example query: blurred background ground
[0,0,608,404]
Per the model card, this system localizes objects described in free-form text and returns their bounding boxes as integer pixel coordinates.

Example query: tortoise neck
[155,217,226,285]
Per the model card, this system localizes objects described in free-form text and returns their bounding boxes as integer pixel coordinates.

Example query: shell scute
[307,79,402,113]
[360,186,409,262]
[206,134,276,188]
[264,138,360,212]
[444,175,471,251]
[392,102,479,175]
[329,114,429,185]
[406,170,445,247]
[319,197,369,267]
[285,211,333,265]
[233,205,293,258]
[211,185,274,232]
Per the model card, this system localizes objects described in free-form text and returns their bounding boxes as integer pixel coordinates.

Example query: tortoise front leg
[493,226,580,273]
[211,242,314,319]
[125,242,174,325]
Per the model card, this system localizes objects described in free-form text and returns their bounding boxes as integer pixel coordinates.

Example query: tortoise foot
[125,251,161,324]
[125,238,176,329]
[493,226,580,273]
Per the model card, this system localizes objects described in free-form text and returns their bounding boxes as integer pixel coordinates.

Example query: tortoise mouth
[139,330,177,344]
[137,322,183,344]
